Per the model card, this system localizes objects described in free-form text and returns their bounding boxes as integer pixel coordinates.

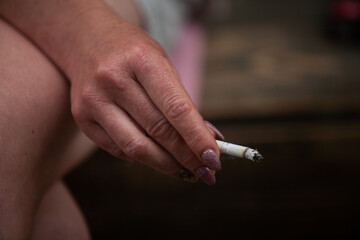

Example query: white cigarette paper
[216,140,263,162]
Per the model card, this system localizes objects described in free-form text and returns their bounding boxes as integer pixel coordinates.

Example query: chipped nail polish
[202,149,221,171]
[176,167,198,183]
[196,167,216,185]
[205,120,225,140]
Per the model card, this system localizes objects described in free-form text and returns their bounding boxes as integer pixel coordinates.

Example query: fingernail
[176,167,198,183]
[202,149,221,171]
[205,121,225,140]
[195,167,216,185]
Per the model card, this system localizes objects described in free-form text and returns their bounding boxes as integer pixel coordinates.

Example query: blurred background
[65,0,360,239]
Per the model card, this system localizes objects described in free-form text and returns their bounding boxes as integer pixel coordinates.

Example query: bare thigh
[31,182,91,240]
[0,18,96,239]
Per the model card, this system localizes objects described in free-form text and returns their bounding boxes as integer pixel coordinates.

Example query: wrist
[0,0,126,82]
[56,6,124,81]
[46,3,127,82]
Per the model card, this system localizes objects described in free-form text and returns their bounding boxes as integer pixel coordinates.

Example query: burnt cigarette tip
[253,151,263,163]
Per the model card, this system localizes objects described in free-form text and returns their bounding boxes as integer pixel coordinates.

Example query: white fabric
[133,0,188,53]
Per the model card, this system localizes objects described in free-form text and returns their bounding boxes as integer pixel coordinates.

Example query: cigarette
[216,140,263,163]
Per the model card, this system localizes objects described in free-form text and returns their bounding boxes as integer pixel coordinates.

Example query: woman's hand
[70,20,221,184]
[0,0,221,185]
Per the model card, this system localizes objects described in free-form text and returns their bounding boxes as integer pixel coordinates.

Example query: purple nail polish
[205,121,225,140]
[202,149,221,171]
[196,167,216,185]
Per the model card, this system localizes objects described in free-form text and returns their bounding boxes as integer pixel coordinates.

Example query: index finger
[132,50,221,171]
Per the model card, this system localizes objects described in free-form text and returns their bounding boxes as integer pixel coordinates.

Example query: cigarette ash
[253,151,263,163]
[243,148,263,163]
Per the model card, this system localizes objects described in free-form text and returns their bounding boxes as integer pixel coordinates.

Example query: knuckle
[146,117,173,139]
[122,137,147,158]
[95,61,130,93]
[95,63,120,86]
[131,45,152,62]
[163,95,192,121]
[130,45,158,74]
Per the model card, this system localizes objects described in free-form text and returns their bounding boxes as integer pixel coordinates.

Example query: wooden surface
[201,24,360,119]
[65,1,360,239]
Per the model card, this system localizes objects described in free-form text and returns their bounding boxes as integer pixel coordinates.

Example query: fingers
[81,118,199,182]
[133,52,221,171]
[92,102,186,177]
[111,79,217,185]
[78,121,125,159]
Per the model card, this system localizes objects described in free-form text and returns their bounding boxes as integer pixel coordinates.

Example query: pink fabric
[170,23,206,108]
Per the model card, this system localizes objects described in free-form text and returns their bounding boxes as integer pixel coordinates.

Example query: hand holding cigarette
[2,0,223,186]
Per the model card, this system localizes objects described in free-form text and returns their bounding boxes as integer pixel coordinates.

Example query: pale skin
[0,0,220,239]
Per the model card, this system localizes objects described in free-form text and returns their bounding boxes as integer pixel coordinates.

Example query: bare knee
[0,18,95,239]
